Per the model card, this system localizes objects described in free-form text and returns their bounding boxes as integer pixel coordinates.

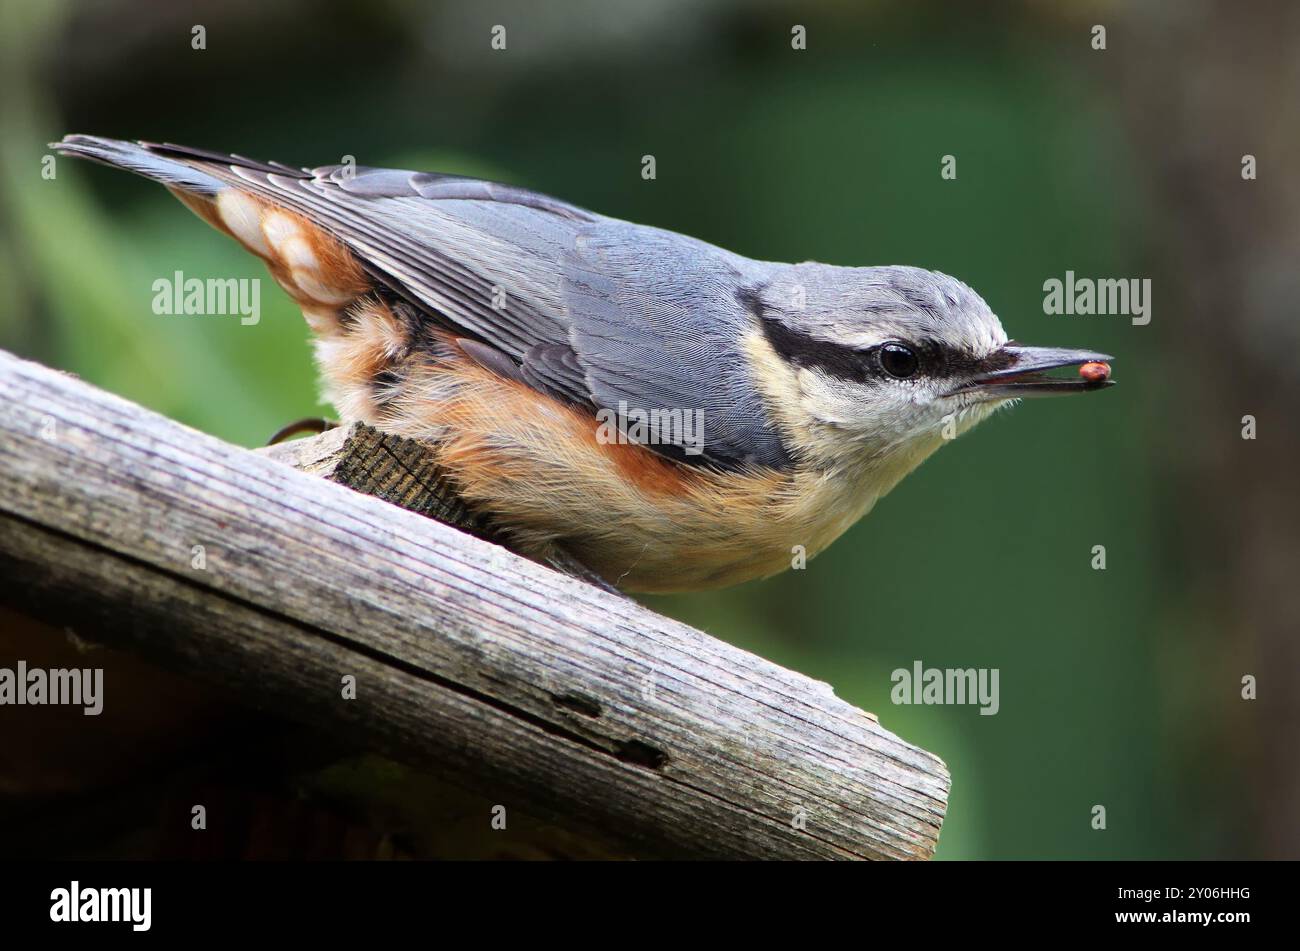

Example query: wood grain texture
[259,422,495,542]
[0,348,949,859]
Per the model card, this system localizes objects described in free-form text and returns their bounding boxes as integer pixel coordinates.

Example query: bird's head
[744,264,1113,479]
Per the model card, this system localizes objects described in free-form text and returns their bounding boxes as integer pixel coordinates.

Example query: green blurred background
[2,0,1296,859]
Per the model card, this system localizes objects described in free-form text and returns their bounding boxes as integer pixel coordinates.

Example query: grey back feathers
[561,225,791,469]
[52,135,1005,472]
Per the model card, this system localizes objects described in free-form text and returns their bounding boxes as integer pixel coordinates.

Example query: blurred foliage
[0,0,1216,858]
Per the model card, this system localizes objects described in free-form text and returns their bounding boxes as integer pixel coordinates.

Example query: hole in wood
[551,692,603,718]
[615,739,668,770]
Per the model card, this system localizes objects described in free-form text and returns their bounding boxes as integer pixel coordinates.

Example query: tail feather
[53,133,381,347]
[51,134,267,196]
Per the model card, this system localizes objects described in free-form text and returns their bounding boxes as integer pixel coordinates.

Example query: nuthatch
[54,135,1114,593]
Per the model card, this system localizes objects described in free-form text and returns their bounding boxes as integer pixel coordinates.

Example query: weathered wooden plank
[0,349,949,859]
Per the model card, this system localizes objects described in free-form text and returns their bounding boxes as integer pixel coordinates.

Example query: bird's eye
[879,343,919,379]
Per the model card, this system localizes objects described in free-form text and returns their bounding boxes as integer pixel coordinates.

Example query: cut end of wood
[257,422,495,541]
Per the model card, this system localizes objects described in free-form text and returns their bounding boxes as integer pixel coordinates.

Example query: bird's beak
[952,344,1116,399]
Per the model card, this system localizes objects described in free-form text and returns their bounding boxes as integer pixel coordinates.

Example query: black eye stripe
[743,287,992,384]
[758,314,875,383]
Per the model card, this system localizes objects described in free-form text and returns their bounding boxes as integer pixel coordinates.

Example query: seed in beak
[1079,361,1111,383]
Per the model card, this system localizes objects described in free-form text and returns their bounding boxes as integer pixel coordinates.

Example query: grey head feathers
[751,264,1007,386]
